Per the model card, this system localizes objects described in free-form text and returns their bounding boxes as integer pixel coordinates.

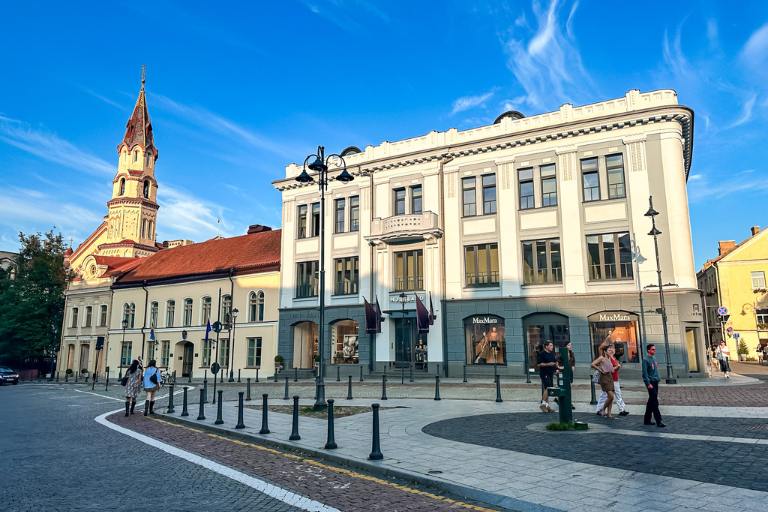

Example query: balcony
[366,211,443,245]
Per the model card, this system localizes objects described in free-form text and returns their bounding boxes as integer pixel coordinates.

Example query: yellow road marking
[150,417,496,511]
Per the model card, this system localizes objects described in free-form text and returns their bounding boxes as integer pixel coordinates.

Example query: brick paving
[621,382,768,407]
[109,412,499,512]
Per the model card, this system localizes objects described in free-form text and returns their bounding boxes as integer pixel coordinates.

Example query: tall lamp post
[228,308,239,382]
[295,145,355,408]
[118,319,128,379]
[644,196,677,384]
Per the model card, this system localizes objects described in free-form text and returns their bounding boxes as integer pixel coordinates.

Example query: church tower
[102,66,160,256]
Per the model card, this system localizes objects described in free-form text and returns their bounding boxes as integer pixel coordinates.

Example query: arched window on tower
[119,178,125,196]
[143,180,150,199]
[133,150,138,163]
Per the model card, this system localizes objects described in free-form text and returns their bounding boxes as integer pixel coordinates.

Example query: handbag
[149,369,159,385]
[121,373,129,386]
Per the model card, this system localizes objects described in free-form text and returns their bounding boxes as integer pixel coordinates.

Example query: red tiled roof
[116,229,281,284]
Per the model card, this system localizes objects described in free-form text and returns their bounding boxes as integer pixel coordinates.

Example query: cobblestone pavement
[422,412,768,491]
[0,384,302,511]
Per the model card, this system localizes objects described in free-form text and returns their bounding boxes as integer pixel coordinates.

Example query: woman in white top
[716,341,731,379]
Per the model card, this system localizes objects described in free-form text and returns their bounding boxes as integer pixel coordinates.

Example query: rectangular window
[218,339,230,367]
[71,307,79,328]
[394,249,423,291]
[99,305,108,327]
[183,300,193,326]
[201,298,211,325]
[202,339,212,367]
[606,154,626,199]
[411,185,423,214]
[221,295,232,327]
[166,300,175,328]
[84,306,92,327]
[393,188,406,216]
[518,168,534,209]
[757,309,768,326]
[334,256,359,295]
[752,271,766,290]
[482,174,496,214]
[147,342,156,362]
[334,198,345,233]
[586,232,634,281]
[150,302,158,328]
[296,260,319,298]
[581,158,600,202]
[160,340,170,367]
[247,337,263,368]
[462,177,476,217]
[311,202,321,237]
[522,239,562,285]
[120,341,132,367]
[540,164,557,207]
[349,196,360,232]
[465,243,499,287]
[297,204,308,239]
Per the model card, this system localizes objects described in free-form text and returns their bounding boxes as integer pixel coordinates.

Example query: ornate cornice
[106,197,159,210]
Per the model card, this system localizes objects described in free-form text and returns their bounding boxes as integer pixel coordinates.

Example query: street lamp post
[118,319,128,379]
[229,308,239,382]
[644,196,677,384]
[295,145,355,409]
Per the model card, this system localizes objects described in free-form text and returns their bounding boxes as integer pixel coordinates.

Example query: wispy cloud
[301,0,390,32]
[451,90,495,114]
[501,0,593,110]
[740,22,768,73]
[157,185,233,240]
[80,87,128,110]
[0,115,113,176]
[688,169,768,202]
[727,93,758,128]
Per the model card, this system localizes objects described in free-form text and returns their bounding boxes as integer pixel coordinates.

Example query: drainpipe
[228,268,235,378]
[438,155,453,377]
[368,168,375,372]
[140,280,149,359]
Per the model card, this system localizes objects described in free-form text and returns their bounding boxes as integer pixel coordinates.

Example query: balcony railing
[394,277,424,292]
[466,272,500,287]
[295,283,318,299]
[367,211,443,244]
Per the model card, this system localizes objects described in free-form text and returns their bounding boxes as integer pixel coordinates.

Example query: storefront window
[464,315,506,365]
[292,321,318,369]
[588,311,639,363]
[332,320,359,364]
[523,313,570,372]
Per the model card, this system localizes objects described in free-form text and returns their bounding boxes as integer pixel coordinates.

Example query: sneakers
[619,411,630,416]
[539,402,549,413]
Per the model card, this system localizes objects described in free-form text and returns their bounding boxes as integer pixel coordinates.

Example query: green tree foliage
[0,231,71,365]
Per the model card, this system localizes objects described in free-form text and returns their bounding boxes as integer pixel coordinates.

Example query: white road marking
[74,389,124,402]
[95,410,339,512]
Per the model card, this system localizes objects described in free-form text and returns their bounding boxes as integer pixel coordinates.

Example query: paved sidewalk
[160,392,768,512]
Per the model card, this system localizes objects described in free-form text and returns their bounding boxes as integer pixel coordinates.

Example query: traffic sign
[211,362,221,375]
[733,332,741,340]
[212,321,223,333]
[726,326,734,335]
[717,306,728,316]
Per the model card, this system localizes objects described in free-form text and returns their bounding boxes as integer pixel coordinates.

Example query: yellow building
[698,226,768,360]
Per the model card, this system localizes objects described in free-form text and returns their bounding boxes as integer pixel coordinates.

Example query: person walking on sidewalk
[142,359,162,416]
[716,341,731,379]
[537,341,558,412]
[591,344,616,419]
[123,359,142,416]
[595,345,629,416]
[642,344,665,427]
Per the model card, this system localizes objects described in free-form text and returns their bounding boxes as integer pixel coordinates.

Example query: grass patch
[546,421,589,431]
[245,404,373,419]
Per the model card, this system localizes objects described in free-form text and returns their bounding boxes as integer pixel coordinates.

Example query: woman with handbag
[142,359,163,416]
[122,359,142,416]
[591,344,617,419]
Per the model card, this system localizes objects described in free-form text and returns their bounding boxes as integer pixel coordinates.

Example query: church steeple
[118,65,157,157]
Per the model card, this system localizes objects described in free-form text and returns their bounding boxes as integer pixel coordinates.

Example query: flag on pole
[428,292,436,325]
[205,320,212,341]
[149,328,156,342]
[415,294,430,334]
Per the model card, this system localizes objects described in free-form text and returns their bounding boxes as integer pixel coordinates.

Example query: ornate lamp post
[295,146,355,408]
[118,318,128,379]
[228,308,239,382]
[644,196,677,384]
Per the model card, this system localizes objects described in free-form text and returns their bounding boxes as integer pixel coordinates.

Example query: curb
[156,411,559,512]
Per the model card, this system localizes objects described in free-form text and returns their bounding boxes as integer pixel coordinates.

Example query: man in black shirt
[537,341,557,412]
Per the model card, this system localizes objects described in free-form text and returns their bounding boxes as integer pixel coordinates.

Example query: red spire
[119,65,155,153]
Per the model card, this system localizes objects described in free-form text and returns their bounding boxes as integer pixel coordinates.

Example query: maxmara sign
[589,312,637,323]
[471,316,501,324]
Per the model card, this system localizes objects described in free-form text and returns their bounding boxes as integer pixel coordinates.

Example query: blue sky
[1,1,767,269]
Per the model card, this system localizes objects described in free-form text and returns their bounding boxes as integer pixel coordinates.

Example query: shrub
[738,339,749,355]
[274,355,284,364]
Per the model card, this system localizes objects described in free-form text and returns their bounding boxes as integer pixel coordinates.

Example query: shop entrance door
[394,318,415,367]
[685,327,700,372]
[182,342,194,377]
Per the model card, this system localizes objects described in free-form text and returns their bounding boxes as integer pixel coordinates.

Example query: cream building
[105,227,282,380]
[274,89,705,380]
[698,226,768,360]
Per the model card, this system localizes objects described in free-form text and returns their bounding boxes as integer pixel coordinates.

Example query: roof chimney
[247,224,272,234]
[751,226,761,237]
[718,240,737,256]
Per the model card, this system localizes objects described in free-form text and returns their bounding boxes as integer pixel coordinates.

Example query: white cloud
[451,90,495,114]
[741,22,768,66]
[0,188,102,241]
[706,19,719,50]
[0,115,113,176]
[80,87,128,110]
[501,0,593,110]
[157,185,234,240]
[688,169,768,202]
[726,93,758,128]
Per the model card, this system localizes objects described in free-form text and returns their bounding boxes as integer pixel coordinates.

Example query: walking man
[537,341,558,412]
[642,344,665,427]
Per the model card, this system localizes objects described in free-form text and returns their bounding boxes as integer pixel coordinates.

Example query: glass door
[395,318,415,367]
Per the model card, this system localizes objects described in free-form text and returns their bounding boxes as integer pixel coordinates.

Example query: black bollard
[188,371,191,384]
[181,387,189,416]
[368,403,383,460]
[65,373,69,383]
[203,376,208,404]
[336,365,341,382]
[346,375,353,400]
[256,367,260,383]
[274,369,279,383]
[56,372,60,382]
[289,395,301,440]
[235,391,246,429]
[75,372,78,383]
[494,363,498,380]
[212,374,218,405]
[463,364,467,383]
[246,378,252,401]
[294,366,298,382]
[118,368,122,380]
[214,390,224,425]
[359,365,364,382]
[324,399,337,449]
[495,375,503,403]
[283,376,289,400]
[220,370,224,384]
[167,384,175,413]
[434,375,441,401]
[401,367,405,385]
[237,369,241,383]
[381,374,388,400]
[197,388,206,420]
[105,368,110,391]
[259,393,270,434]
[590,376,597,405]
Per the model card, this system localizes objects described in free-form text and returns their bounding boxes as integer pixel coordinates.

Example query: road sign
[733,332,741,340]
[211,362,221,375]
[726,326,734,335]
[212,321,223,333]
[717,306,728,316]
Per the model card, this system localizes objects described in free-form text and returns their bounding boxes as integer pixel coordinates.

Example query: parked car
[0,367,20,385]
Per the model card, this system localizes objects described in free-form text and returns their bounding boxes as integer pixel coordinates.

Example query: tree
[0,231,71,369]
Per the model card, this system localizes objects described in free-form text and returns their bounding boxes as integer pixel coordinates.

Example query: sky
[0,0,767,269]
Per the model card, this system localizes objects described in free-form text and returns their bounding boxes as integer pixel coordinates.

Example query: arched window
[123,303,136,328]
[149,301,159,328]
[166,300,175,327]
[133,150,138,163]
[143,180,150,199]
[221,294,232,327]
[183,298,193,326]
[119,178,125,196]
[249,291,265,322]
[201,296,212,325]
